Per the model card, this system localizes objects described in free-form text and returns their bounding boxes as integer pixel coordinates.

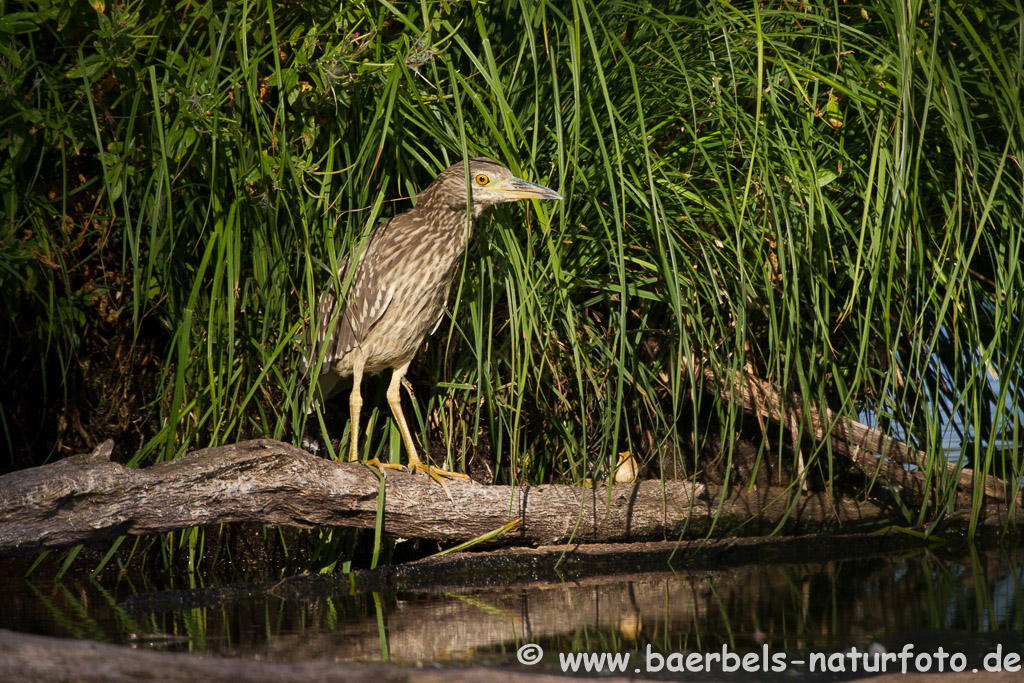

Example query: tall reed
[1,0,1020,532]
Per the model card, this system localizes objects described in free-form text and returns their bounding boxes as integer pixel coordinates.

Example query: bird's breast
[352,217,473,372]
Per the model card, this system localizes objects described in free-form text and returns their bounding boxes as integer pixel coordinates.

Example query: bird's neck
[416,183,484,216]
[394,199,480,269]
[411,195,483,237]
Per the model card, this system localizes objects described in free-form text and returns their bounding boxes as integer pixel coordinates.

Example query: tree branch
[698,364,1020,503]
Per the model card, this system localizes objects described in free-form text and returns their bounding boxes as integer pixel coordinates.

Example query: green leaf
[0,12,40,34]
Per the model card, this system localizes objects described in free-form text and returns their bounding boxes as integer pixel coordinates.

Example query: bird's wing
[311,223,395,373]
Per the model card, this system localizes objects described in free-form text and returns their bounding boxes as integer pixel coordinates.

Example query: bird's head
[421,157,562,212]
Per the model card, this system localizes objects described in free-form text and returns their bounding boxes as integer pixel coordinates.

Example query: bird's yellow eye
[475,174,489,186]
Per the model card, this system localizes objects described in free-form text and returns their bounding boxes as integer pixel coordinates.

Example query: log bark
[0,439,880,557]
[2,438,1020,558]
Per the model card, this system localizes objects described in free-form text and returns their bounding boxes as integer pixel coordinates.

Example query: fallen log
[0,439,874,557]
[1,439,1019,558]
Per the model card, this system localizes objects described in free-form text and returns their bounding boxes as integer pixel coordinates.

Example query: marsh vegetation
[1,0,1022,567]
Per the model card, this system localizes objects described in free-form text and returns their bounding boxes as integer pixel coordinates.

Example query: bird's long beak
[498,177,563,201]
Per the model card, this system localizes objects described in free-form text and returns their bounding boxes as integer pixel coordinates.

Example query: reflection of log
[221,556,919,666]
[124,534,920,615]
[218,546,1020,667]
[7,539,1017,677]
[227,571,724,665]
[699,365,1020,503]
[0,439,909,558]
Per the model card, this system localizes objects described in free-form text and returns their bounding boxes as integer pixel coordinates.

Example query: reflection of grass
[443,592,513,619]
[1,0,1021,575]
[373,591,389,662]
[25,579,110,643]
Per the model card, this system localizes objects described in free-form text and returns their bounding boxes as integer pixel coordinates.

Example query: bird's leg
[386,362,470,496]
[347,353,403,475]
[347,357,364,463]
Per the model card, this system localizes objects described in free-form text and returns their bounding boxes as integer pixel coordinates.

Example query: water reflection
[2,545,1022,676]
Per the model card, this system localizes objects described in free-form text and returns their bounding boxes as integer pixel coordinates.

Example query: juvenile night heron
[307,157,562,491]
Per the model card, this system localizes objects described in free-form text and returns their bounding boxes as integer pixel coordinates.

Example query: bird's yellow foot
[362,458,406,477]
[409,462,470,503]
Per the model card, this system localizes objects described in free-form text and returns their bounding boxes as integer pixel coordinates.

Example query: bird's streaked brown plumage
[307,157,561,493]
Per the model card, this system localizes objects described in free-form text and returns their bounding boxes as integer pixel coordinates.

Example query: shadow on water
[2,543,1023,679]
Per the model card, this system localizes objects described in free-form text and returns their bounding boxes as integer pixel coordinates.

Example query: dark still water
[2,542,1022,679]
